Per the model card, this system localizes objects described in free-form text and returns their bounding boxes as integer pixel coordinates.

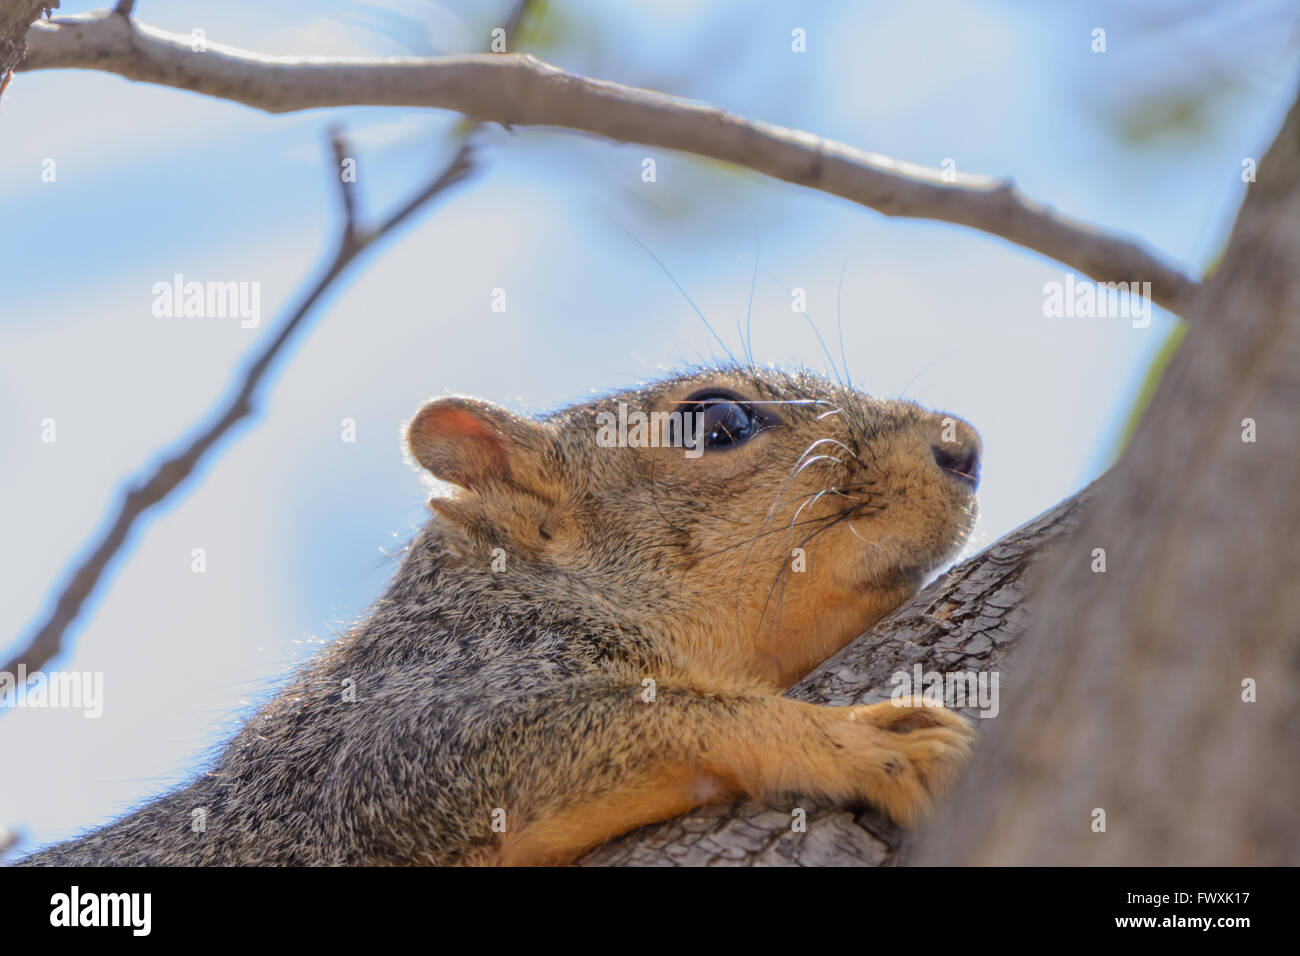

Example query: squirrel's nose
[932,441,980,489]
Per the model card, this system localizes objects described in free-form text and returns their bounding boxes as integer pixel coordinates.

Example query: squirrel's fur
[21,366,980,865]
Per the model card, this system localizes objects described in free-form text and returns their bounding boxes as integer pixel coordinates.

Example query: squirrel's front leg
[489,687,973,866]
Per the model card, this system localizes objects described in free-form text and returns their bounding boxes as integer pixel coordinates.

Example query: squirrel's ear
[406,397,537,490]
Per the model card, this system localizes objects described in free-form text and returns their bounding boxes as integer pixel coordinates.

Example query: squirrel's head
[406,367,979,689]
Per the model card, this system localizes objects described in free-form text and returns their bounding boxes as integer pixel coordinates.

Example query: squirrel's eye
[699,400,754,447]
[678,389,767,449]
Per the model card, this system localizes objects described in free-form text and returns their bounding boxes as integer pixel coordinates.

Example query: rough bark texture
[0,0,55,77]
[911,88,1300,867]
[582,491,1087,865]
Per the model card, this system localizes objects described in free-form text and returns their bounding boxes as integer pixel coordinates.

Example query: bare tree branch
[1,133,475,685]
[16,9,1201,316]
[328,125,362,247]
[2,0,536,696]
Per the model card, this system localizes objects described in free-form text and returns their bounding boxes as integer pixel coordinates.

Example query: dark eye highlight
[677,389,772,450]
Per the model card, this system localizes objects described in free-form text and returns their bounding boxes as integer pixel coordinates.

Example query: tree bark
[0,1,54,78]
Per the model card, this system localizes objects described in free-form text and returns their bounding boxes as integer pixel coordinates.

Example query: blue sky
[1,0,1296,854]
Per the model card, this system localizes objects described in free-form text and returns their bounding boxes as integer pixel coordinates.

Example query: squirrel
[19,366,981,866]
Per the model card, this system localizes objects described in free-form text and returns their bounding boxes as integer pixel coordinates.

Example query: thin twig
[2,137,476,683]
[2,1,532,691]
[18,9,1200,315]
[2,147,477,688]
[328,125,361,248]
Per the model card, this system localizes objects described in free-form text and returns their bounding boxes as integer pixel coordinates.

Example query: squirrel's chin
[864,537,966,593]
[858,563,926,596]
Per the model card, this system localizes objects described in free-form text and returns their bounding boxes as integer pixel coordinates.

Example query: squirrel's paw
[827,696,974,826]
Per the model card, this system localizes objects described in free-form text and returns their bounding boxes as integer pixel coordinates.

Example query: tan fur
[21,367,980,867]
[498,696,973,865]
